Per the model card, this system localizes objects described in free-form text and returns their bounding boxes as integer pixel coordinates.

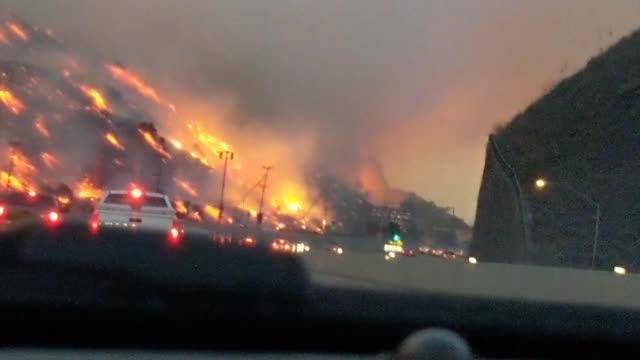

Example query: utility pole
[257,166,272,225]
[217,150,234,223]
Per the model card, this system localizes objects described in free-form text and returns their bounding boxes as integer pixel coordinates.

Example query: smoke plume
[2,0,640,222]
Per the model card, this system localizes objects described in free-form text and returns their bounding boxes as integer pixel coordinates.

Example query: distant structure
[370,206,412,232]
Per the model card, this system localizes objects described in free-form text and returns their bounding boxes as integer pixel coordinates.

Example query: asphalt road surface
[3,213,640,310]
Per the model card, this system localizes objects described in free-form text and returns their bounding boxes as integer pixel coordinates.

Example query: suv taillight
[48,211,59,222]
[168,218,182,244]
[89,212,99,233]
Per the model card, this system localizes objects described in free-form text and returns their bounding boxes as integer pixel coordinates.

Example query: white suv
[92,188,182,240]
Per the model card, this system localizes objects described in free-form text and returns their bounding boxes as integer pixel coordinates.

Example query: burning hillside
[0,13,468,238]
[0,14,331,230]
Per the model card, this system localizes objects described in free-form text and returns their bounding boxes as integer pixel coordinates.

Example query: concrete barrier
[302,250,640,309]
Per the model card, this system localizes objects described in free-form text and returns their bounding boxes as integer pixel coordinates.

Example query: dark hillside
[472,29,640,270]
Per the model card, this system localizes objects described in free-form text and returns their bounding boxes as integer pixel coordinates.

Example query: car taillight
[0,205,5,217]
[48,211,59,222]
[89,213,99,233]
[130,188,142,199]
[168,219,182,245]
[45,211,61,226]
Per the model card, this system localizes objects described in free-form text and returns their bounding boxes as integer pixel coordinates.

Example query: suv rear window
[103,194,168,208]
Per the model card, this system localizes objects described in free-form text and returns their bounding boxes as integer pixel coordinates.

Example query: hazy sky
[2,0,640,222]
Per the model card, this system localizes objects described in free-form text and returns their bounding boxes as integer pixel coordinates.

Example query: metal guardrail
[488,134,531,263]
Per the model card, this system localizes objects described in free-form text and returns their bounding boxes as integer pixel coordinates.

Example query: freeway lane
[186,221,640,309]
[112,221,640,308]
[4,216,640,310]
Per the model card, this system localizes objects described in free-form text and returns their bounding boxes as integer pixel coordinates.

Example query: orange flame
[0,29,9,45]
[105,132,125,151]
[34,117,50,138]
[174,200,188,215]
[174,178,198,197]
[0,171,29,191]
[40,152,59,168]
[138,129,172,159]
[80,85,109,112]
[1,148,36,191]
[204,205,221,220]
[0,87,25,115]
[11,150,36,175]
[75,177,102,199]
[105,64,161,103]
[189,211,203,222]
[6,22,28,41]
[188,123,233,154]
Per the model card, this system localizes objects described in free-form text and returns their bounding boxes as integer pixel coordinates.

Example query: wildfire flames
[0,29,9,45]
[138,129,172,159]
[204,205,221,220]
[0,14,331,232]
[105,63,174,112]
[105,132,125,151]
[174,200,188,215]
[80,85,109,112]
[34,117,50,138]
[40,152,59,168]
[75,177,102,199]
[174,178,198,197]
[6,22,28,41]
[0,86,25,115]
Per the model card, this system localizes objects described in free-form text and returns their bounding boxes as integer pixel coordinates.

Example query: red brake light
[130,188,143,199]
[48,211,59,222]
[0,205,5,216]
[89,212,99,233]
[168,218,182,245]
[28,190,37,197]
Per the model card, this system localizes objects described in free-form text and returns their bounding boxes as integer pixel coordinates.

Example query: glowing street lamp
[534,178,547,189]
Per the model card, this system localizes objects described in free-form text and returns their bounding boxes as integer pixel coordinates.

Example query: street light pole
[534,178,600,269]
[217,150,234,223]
[257,166,272,225]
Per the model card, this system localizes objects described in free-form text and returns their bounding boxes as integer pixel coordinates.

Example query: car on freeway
[401,248,417,257]
[0,190,63,227]
[240,236,256,247]
[270,238,295,253]
[91,187,183,241]
[418,246,431,255]
[442,249,464,260]
[325,241,343,255]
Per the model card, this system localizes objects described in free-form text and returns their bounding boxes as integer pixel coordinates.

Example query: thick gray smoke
[2,0,640,222]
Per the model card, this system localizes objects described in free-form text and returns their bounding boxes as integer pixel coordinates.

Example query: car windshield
[0,1,639,314]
